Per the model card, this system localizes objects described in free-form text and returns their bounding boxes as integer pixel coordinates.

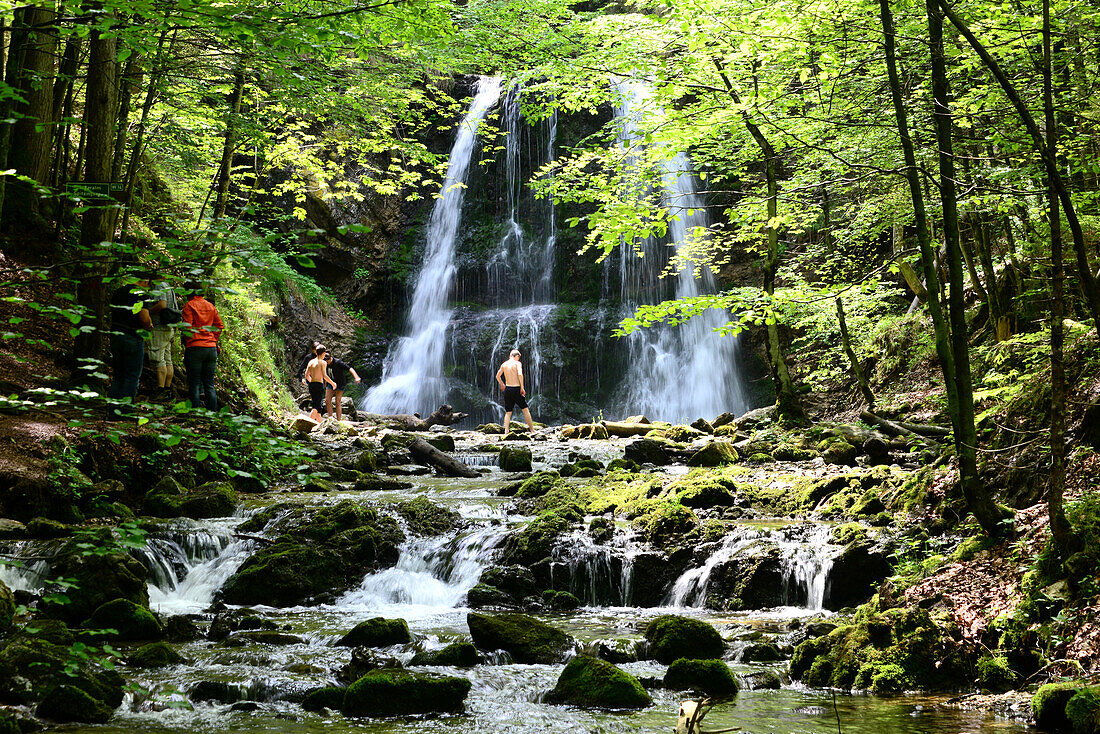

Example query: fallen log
[357,404,468,431]
[408,437,478,478]
[891,418,952,438]
[860,411,940,445]
[600,420,655,437]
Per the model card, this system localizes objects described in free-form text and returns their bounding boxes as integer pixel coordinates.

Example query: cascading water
[139,519,253,615]
[613,80,748,423]
[363,77,504,417]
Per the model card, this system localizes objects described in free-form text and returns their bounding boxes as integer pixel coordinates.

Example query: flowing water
[38,436,1031,734]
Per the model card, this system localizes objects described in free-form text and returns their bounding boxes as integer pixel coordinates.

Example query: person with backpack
[147,275,181,400]
[181,282,224,411]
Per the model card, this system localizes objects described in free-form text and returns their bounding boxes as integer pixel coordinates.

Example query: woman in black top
[323,353,360,421]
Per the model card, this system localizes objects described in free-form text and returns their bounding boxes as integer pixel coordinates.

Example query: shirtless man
[495,348,534,434]
[305,344,337,422]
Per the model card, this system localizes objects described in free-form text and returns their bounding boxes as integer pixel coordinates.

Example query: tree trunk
[407,437,479,478]
[713,59,805,425]
[356,404,469,431]
[72,16,120,387]
[211,61,246,222]
[837,297,876,409]
[1043,0,1073,555]
[926,0,1012,538]
[4,4,57,225]
[49,34,81,189]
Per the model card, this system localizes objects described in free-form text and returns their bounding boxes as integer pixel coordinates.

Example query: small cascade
[548,530,633,606]
[778,525,836,611]
[0,542,50,592]
[364,77,504,417]
[612,79,748,423]
[140,520,253,615]
[338,524,508,614]
[665,529,768,607]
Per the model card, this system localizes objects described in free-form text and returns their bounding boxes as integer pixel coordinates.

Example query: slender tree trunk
[926,0,1012,538]
[49,34,82,188]
[940,0,1100,341]
[119,30,171,242]
[1043,0,1072,554]
[211,61,246,222]
[713,59,805,424]
[836,296,876,409]
[0,9,31,220]
[72,16,120,386]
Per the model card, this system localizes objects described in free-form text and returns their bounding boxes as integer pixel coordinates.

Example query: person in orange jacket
[181,281,224,411]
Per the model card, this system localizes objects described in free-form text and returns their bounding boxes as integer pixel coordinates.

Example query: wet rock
[128,642,185,668]
[144,478,238,519]
[863,437,891,466]
[628,553,683,607]
[819,438,858,466]
[336,647,402,684]
[706,548,787,610]
[635,503,698,548]
[0,519,25,539]
[740,670,783,690]
[542,590,581,611]
[644,615,724,664]
[606,458,638,473]
[163,615,203,642]
[498,512,576,568]
[735,405,775,430]
[690,418,715,434]
[1032,682,1083,733]
[409,641,481,667]
[823,542,894,610]
[83,598,162,641]
[35,684,113,723]
[712,412,737,429]
[224,631,305,646]
[395,496,462,536]
[352,474,413,492]
[342,670,471,716]
[479,566,537,601]
[292,416,319,433]
[687,441,739,467]
[503,431,532,441]
[302,686,347,712]
[624,438,673,466]
[0,581,12,634]
[740,642,781,662]
[498,446,533,472]
[466,583,516,609]
[301,477,336,493]
[512,471,560,499]
[467,612,574,664]
[336,618,411,647]
[25,517,70,538]
[477,423,504,434]
[0,636,68,702]
[673,476,737,509]
[588,517,615,543]
[664,658,739,696]
[425,435,455,452]
[547,655,650,709]
[190,680,244,704]
[42,543,150,624]
[596,640,639,664]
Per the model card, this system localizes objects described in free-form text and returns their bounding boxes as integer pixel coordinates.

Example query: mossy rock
[634,503,698,548]
[395,496,461,536]
[425,435,456,452]
[466,583,514,608]
[830,522,868,546]
[515,471,560,499]
[0,713,17,734]
[664,658,739,696]
[673,476,737,509]
[714,424,738,437]
[36,684,113,723]
[84,598,162,641]
[478,566,536,601]
[337,617,411,647]
[547,654,650,709]
[19,618,74,646]
[0,580,13,634]
[0,636,68,702]
[687,442,739,468]
[772,444,818,461]
[588,517,615,543]
[25,517,72,538]
[302,477,337,493]
[145,478,237,519]
[819,438,858,466]
[976,654,1018,693]
[648,425,704,442]
[1066,687,1100,734]
[741,642,781,663]
[127,641,184,668]
[644,615,724,664]
[498,510,576,566]
[43,544,150,623]
[478,423,504,435]
[410,641,482,667]
[542,590,581,611]
[499,446,533,472]
[745,452,772,463]
[342,669,471,716]
[467,612,573,664]
[302,686,347,712]
[1034,681,1084,732]
[606,458,638,472]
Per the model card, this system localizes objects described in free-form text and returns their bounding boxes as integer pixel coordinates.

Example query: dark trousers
[107,332,144,402]
[184,346,218,411]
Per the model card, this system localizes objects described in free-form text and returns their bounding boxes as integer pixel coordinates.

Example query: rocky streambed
[0,417,1036,734]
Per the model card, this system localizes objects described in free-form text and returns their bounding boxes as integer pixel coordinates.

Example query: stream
[8,434,1032,734]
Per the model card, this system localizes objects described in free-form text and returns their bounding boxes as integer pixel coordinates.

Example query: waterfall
[364,77,504,417]
[337,525,508,616]
[613,79,748,423]
[139,520,253,615]
[549,529,632,606]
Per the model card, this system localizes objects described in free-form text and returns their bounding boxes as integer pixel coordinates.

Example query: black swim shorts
[308,381,325,412]
[503,385,528,412]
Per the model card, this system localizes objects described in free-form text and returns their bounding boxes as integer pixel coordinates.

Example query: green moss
[84,599,162,641]
[548,655,651,709]
[866,662,909,694]
[499,446,533,472]
[664,659,739,696]
[337,617,411,647]
[467,612,573,664]
[36,684,113,723]
[499,510,577,566]
[831,523,868,546]
[302,686,347,712]
[0,580,13,634]
[515,471,562,499]
[0,712,17,734]
[1066,686,1100,734]
[395,496,461,536]
[410,641,482,667]
[647,425,703,442]
[342,670,471,716]
[542,590,581,610]
[1034,682,1083,732]
[975,655,1017,693]
[644,615,724,664]
[606,458,638,472]
[145,479,237,519]
[128,642,184,668]
[687,442,739,467]
[633,502,697,547]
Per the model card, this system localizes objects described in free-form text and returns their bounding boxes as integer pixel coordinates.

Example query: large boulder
[342,670,471,716]
[84,598,162,641]
[547,655,650,709]
[624,438,673,466]
[410,642,481,667]
[664,658,739,696]
[644,615,725,664]
[144,478,237,519]
[395,497,461,536]
[498,446,533,472]
[35,685,113,723]
[43,543,149,623]
[467,612,573,664]
[687,442,739,467]
[127,642,184,668]
[705,548,787,610]
[301,686,347,712]
[477,566,537,602]
[823,542,894,610]
[336,618,411,647]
